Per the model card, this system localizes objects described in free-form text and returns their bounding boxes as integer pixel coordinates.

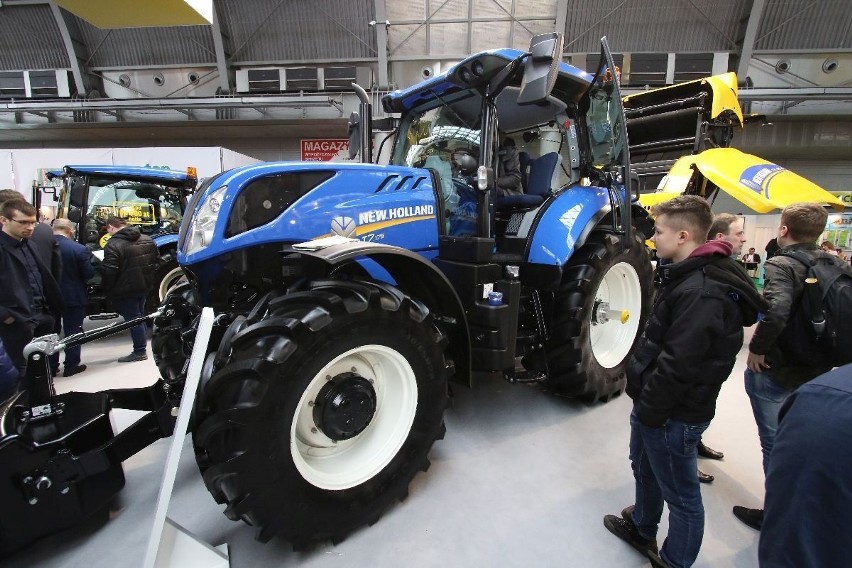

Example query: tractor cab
[49,165,196,252]
[383,36,633,259]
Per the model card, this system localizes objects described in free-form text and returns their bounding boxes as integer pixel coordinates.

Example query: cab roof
[382,48,594,115]
[57,165,197,189]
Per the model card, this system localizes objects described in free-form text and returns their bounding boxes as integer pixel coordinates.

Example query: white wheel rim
[589,261,643,368]
[158,266,187,301]
[291,344,418,490]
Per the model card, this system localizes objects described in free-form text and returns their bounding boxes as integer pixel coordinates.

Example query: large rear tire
[192,279,450,548]
[544,230,652,401]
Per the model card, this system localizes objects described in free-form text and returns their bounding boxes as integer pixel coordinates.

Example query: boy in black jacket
[604,195,766,568]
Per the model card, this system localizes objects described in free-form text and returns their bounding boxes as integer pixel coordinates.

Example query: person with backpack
[734,202,852,532]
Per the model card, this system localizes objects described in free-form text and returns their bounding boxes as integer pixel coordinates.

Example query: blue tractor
[46,165,196,312]
[154,34,653,547]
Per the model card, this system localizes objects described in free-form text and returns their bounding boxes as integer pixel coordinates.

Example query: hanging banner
[301,139,349,161]
[830,191,852,207]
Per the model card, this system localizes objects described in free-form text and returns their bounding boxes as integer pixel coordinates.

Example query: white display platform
[142,308,228,568]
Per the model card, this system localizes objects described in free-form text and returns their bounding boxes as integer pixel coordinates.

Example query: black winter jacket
[749,243,852,388]
[627,242,768,427]
[100,226,159,300]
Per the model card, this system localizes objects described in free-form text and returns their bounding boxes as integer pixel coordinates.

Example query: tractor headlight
[184,185,227,255]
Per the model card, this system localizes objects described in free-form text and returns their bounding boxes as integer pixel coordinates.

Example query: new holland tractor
[151,33,653,547]
[0,34,654,556]
[42,165,197,312]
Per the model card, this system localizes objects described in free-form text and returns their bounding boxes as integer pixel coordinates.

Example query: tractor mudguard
[526,184,612,267]
[152,233,179,249]
[283,239,472,386]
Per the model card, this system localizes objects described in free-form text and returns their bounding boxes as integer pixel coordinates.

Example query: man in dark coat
[53,218,95,376]
[100,216,158,362]
[0,199,64,375]
[604,195,767,568]
[760,363,852,567]
[0,189,62,280]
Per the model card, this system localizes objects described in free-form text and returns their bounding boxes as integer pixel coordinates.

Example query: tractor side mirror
[517,32,564,105]
[69,178,86,208]
[67,206,82,224]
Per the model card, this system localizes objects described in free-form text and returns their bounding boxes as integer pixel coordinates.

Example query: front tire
[544,231,652,401]
[192,279,450,548]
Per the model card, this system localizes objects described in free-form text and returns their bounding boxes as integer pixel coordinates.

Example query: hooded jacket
[100,226,159,300]
[627,240,768,427]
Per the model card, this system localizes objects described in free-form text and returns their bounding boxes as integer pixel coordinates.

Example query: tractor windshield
[393,105,482,235]
[58,175,185,251]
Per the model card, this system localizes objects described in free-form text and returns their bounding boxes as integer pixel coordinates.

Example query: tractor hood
[177,161,441,266]
[651,148,844,213]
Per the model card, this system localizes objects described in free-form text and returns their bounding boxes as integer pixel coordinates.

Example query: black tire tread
[544,229,652,402]
[192,279,451,549]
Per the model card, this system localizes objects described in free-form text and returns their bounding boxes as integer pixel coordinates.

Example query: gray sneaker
[118,352,148,363]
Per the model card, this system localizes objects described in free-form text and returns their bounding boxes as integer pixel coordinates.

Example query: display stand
[142,308,229,568]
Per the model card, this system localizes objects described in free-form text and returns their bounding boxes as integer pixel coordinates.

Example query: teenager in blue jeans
[604,196,765,567]
[735,203,852,531]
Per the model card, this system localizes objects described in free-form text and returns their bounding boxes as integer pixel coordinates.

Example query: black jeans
[0,311,56,375]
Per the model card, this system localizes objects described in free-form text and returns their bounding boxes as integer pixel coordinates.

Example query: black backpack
[776,249,852,367]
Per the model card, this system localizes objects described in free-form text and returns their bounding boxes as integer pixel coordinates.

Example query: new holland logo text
[358,205,434,224]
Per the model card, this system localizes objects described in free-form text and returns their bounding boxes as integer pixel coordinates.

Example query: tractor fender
[526,184,612,267]
[152,233,178,250]
[285,240,472,387]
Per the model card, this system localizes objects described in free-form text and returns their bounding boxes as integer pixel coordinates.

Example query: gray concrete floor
[5,325,766,567]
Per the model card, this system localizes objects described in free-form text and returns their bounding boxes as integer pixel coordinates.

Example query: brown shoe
[698,469,714,483]
[697,441,724,460]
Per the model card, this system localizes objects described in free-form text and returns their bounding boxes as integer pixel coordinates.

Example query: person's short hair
[0,189,26,208]
[1,198,36,219]
[707,212,740,240]
[780,203,828,243]
[53,217,76,235]
[105,215,128,228]
[748,247,756,252]
[651,195,713,244]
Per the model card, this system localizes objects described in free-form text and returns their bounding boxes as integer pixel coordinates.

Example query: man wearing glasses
[0,198,64,377]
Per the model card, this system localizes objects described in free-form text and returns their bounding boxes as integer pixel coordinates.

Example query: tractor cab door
[585,37,631,238]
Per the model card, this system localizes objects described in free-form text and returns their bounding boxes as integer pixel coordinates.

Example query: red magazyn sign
[301,139,349,161]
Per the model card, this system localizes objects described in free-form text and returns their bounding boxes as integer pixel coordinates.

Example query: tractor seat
[494,152,560,211]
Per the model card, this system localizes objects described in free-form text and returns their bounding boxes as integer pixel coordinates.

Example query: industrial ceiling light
[822,58,838,73]
[775,59,791,74]
[153,73,165,86]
